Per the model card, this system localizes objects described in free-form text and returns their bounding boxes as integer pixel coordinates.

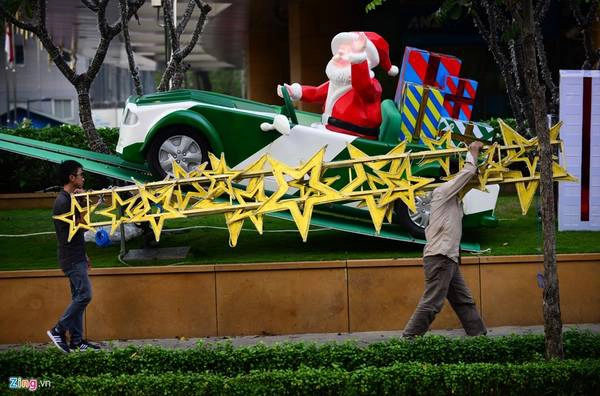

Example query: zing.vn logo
[8,377,51,392]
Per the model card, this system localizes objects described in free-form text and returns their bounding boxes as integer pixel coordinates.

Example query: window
[15,44,24,65]
[54,99,73,119]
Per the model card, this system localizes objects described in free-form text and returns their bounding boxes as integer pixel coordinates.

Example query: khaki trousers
[403,254,487,337]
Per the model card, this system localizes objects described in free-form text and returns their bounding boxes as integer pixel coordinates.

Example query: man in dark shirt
[47,160,100,352]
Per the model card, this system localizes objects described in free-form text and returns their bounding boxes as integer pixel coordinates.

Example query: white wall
[1,36,79,124]
[558,70,600,231]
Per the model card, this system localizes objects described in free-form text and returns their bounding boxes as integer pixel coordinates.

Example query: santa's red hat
[331,31,398,77]
[364,32,398,77]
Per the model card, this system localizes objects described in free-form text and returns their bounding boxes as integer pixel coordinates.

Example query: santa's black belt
[327,117,380,137]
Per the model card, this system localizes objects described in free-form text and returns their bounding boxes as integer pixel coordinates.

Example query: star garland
[55,119,577,246]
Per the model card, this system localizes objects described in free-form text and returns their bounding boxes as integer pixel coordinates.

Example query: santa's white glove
[277,83,302,101]
[260,114,291,135]
[344,51,368,64]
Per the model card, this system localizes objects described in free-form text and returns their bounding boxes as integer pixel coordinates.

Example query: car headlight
[123,108,139,125]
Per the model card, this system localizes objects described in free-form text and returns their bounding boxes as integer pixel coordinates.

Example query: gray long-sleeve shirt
[423,153,477,263]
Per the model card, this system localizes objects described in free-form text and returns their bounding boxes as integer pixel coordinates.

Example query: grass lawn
[0,194,598,271]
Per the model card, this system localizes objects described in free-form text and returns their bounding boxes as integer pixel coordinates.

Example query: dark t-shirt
[53,190,86,271]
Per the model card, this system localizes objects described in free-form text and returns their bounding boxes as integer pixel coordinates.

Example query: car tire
[393,194,431,240]
[146,128,210,179]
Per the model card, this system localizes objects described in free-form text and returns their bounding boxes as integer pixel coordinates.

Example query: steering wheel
[279,84,299,125]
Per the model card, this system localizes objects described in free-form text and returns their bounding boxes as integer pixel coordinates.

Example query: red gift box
[394,47,462,105]
[442,76,478,121]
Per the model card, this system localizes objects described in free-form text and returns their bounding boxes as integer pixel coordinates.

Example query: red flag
[5,23,14,67]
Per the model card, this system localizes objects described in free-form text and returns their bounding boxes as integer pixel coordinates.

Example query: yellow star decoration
[476,143,508,190]
[256,148,342,241]
[53,194,98,241]
[549,121,562,141]
[221,155,269,246]
[132,183,183,241]
[375,157,434,212]
[53,119,577,245]
[96,190,142,235]
[170,161,210,210]
[203,152,240,200]
[420,131,454,176]
[340,158,392,230]
[498,119,538,167]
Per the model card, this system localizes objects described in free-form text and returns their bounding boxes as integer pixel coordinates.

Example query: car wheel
[393,193,431,239]
[147,128,210,179]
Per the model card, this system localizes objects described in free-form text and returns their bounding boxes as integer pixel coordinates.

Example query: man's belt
[327,117,380,138]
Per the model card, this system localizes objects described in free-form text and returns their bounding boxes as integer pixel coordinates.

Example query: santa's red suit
[301,60,382,140]
[283,32,397,140]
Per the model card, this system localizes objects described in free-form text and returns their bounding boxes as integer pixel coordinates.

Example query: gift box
[442,76,478,121]
[437,117,495,145]
[394,47,462,105]
[398,82,446,144]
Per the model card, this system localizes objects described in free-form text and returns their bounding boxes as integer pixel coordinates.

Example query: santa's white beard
[326,61,351,86]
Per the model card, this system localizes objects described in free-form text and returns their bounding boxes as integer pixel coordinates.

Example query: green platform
[0,132,480,252]
[0,133,153,183]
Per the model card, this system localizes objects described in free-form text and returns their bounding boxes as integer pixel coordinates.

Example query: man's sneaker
[46,328,70,353]
[70,340,101,352]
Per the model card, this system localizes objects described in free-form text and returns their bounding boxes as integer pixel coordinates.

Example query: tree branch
[175,1,210,60]
[119,0,143,95]
[477,0,528,131]
[108,0,145,39]
[0,3,37,31]
[80,0,100,12]
[157,0,211,91]
[162,0,179,51]
[568,0,600,69]
[176,0,196,38]
[96,0,111,38]
[534,0,550,20]
[583,0,600,26]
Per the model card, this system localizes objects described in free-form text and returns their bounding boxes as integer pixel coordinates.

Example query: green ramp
[0,133,153,183]
[268,206,481,253]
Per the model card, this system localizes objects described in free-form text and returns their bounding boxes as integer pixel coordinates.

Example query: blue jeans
[56,261,92,344]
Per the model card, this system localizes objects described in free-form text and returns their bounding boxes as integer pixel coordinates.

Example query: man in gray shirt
[403,141,487,337]
[47,160,100,352]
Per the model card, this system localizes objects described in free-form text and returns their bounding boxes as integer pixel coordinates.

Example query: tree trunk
[77,82,110,154]
[519,0,564,359]
[119,0,143,96]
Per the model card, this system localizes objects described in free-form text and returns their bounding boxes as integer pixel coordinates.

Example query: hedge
[2,332,599,379]
[9,359,600,395]
[0,125,119,193]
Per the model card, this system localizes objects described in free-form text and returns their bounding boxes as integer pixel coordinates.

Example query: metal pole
[4,68,10,126]
[119,203,127,258]
[11,25,17,126]
[12,69,17,126]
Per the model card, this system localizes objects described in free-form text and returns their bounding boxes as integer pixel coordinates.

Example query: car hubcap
[408,194,431,229]
[158,135,204,175]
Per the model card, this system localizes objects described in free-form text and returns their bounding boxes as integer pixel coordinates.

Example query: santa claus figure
[278,31,398,140]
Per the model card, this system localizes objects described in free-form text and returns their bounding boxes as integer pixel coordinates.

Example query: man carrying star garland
[403,141,488,338]
[47,160,100,353]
